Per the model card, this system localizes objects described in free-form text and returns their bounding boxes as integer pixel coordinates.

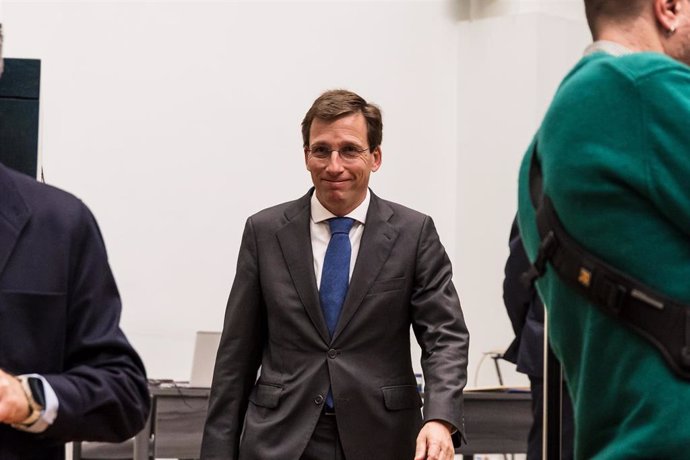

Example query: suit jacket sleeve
[201,217,265,459]
[41,203,150,442]
[502,217,531,363]
[410,215,469,442]
[502,216,545,374]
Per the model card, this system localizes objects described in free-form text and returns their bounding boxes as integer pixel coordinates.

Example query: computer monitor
[189,331,221,388]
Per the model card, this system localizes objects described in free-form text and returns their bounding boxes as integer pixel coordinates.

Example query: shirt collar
[583,40,634,57]
[311,189,370,225]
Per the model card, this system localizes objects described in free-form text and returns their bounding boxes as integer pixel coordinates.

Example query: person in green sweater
[517,0,690,458]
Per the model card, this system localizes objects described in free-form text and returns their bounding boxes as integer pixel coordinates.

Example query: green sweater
[518,51,690,459]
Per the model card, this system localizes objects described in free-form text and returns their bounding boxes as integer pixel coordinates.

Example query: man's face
[304,112,382,216]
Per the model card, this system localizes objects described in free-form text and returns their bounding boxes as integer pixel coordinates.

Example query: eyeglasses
[306,144,370,161]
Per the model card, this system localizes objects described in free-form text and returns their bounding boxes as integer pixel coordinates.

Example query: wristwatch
[16,375,45,427]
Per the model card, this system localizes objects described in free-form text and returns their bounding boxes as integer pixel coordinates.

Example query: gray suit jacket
[201,190,468,460]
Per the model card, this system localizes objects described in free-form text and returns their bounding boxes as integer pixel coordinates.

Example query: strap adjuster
[521,231,557,288]
[599,277,627,314]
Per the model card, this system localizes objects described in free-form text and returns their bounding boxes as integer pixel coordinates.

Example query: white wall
[2,0,590,387]
[456,1,590,386]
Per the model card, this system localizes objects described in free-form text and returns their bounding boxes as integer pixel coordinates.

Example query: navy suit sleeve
[42,203,150,442]
[502,217,532,363]
[502,217,544,374]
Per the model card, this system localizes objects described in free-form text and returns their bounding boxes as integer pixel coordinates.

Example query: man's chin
[316,191,354,215]
[323,192,347,205]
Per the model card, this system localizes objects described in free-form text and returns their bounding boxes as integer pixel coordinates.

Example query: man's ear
[370,146,382,172]
[655,0,681,33]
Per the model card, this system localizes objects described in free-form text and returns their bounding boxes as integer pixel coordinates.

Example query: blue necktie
[320,217,354,337]
[320,217,354,409]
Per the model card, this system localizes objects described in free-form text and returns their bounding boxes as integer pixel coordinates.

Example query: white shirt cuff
[14,374,59,433]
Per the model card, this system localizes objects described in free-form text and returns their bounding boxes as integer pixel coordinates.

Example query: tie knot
[328,217,355,235]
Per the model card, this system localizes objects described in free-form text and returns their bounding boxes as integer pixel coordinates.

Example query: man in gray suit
[201,89,469,460]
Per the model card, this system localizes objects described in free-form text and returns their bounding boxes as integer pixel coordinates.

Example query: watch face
[27,377,46,408]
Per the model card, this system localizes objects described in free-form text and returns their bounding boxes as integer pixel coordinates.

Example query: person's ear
[370,146,382,172]
[656,0,681,34]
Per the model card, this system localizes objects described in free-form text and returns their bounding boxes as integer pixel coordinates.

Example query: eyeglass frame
[305,144,371,162]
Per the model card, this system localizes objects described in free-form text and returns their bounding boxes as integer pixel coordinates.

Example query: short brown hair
[301,89,383,150]
[584,0,648,35]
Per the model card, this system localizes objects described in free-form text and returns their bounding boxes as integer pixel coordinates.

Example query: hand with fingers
[0,369,30,425]
[414,420,455,460]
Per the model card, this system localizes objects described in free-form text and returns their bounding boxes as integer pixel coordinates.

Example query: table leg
[133,410,152,460]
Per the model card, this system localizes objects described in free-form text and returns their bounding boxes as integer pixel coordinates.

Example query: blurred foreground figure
[518,0,690,458]
[0,29,149,459]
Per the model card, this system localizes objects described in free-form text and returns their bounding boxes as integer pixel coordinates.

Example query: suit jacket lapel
[276,191,331,345]
[332,193,398,342]
[0,165,31,277]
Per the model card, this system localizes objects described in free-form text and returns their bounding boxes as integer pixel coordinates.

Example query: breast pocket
[0,290,67,371]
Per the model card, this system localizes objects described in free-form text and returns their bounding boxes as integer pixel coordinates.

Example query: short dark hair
[301,89,383,150]
[584,0,648,34]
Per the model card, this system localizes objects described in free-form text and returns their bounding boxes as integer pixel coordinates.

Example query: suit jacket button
[314,395,324,405]
[328,348,338,359]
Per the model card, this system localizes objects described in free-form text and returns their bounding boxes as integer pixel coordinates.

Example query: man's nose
[325,151,344,173]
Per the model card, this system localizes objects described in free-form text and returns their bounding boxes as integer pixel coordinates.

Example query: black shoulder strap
[525,144,690,380]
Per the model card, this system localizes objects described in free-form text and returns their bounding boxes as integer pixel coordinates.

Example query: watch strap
[14,375,44,427]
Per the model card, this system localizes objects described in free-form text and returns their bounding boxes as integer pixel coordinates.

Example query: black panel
[0,59,41,99]
[0,58,41,177]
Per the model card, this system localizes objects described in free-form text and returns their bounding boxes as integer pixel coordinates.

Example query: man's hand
[414,420,455,460]
[0,369,30,424]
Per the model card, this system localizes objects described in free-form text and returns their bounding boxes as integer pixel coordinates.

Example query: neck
[595,17,665,54]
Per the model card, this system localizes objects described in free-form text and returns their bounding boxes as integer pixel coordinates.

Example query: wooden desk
[76,386,530,459]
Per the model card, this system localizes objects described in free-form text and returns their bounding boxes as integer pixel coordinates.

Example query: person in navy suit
[0,29,148,457]
[503,218,573,459]
[0,160,150,459]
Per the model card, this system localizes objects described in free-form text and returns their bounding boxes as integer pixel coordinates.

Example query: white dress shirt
[310,190,370,288]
